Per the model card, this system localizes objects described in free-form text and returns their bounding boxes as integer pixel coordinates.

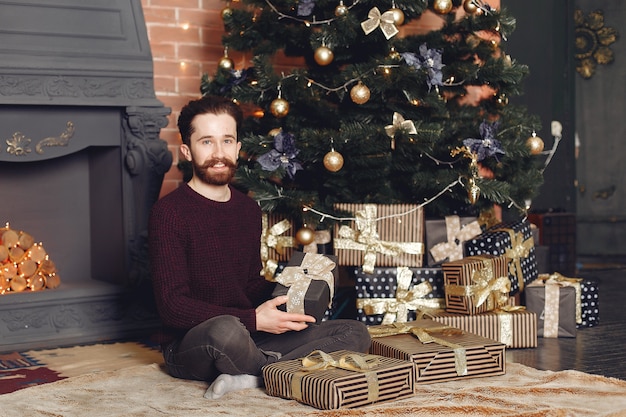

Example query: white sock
[204,374,262,400]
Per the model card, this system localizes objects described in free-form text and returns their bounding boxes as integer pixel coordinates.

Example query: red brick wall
[140,0,499,198]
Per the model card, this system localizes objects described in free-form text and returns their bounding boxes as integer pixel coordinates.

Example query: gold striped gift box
[333,203,424,272]
[368,319,506,384]
[443,255,510,315]
[428,309,538,348]
[262,350,415,410]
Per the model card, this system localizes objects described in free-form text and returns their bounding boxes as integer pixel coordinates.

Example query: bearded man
[148,95,370,400]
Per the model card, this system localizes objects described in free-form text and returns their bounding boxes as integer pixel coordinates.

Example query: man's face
[181,113,242,186]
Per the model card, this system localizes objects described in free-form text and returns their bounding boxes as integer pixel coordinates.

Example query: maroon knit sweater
[148,184,274,343]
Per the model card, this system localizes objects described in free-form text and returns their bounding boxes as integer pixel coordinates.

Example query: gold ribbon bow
[334,205,424,273]
[493,228,534,292]
[430,216,483,263]
[361,7,399,40]
[385,112,417,149]
[260,214,296,280]
[357,267,445,324]
[275,253,336,315]
[302,230,331,254]
[445,258,511,311]
[291,351,380,404]
[538,272,583,324]
[368,323,467,376]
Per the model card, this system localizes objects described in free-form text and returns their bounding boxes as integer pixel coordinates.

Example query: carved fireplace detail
[0,0,171,351]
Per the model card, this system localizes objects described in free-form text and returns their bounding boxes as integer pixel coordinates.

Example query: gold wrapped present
[525,275,578,338]
[260,212,297,280]
[368,319,506,384]
[262,350,415,410]
[333,203,424,273]
[356,266,445,325]
[429,308,538,348]
[443,255,510,315]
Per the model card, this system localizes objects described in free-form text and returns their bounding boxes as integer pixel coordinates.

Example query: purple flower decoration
[297,0,316,16]
[219,68,253,94]
[463,120,505,162]
[257,131,303,178]
[401,43,444,90]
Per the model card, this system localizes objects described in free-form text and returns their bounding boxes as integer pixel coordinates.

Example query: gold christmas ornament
[218,47,234,71]
[323,150,344,172]
[314,45,334,66]
[221,6,233,20]
[389,7,405,26]
[335,1,348,16]
[526,132,545,155]
[463,0,479,14]
[350,82,371,105]
[467,177,481,204]
[433,0,453,14]
[295,226,316,246]
[270,98,289,118]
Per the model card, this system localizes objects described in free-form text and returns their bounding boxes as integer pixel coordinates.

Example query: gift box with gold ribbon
[333,203,424,273]
[464,218,539,295]
[428,308,538,348]
[425,215,483,266]
[443,255,511,315]
[368,319,506,384]
[354,266,446,325]
[260,212,298,280]
[262,349,415,410]
[525,274,578,338]
[272,252,338,324]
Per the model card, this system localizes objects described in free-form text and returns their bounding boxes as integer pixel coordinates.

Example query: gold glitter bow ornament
[430,216,483,263]
[445,258,511,312]
[274,253,336,315]
[385,112,417,149]
[260,213,296,280]
[494,228,534,292]
[291,350,380,404]
[334,205,424,274]
[368,322,468,376]
[357,267,445,324]
[361,7,399,40]
[538,272,583,325]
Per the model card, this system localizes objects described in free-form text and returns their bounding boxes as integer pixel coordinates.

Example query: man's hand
[255,295,316,334]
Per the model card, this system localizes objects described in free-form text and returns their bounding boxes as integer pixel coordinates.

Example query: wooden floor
[507,258,626,380]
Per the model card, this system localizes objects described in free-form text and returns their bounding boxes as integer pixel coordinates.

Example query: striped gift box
[262,350,415,410]
[443,255,510,315]
[429,309,538,348]
[368,319,506,384]
[333,203,424,271]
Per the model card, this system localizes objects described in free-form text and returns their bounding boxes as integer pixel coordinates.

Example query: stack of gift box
[260,205,600,410]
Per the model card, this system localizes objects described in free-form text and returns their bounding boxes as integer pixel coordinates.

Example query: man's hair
[178,95,244,146]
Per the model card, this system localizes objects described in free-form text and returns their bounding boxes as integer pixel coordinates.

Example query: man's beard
[192,157,237,186]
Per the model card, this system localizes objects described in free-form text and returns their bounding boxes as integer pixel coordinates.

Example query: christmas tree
[200,0,544,232]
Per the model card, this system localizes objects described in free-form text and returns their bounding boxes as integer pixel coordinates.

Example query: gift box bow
[334,204,424,274]
[260,214,296,280]
[357,267,445,324]
[445,258,511,311]
[291,350,381,404]
[368,323,467,376]
[537,272,583,324]
[430,216,482,262]
[361,7,398,40]
[302,229,331,254]
[275,253,336,315]
[492,227,534,291]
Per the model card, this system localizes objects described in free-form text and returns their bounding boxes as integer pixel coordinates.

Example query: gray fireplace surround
[0,0,172,351]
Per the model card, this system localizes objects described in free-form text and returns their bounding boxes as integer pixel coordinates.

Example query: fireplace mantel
[0,0,171,351]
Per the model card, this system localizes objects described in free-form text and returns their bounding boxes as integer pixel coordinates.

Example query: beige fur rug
[1,361,625,417]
